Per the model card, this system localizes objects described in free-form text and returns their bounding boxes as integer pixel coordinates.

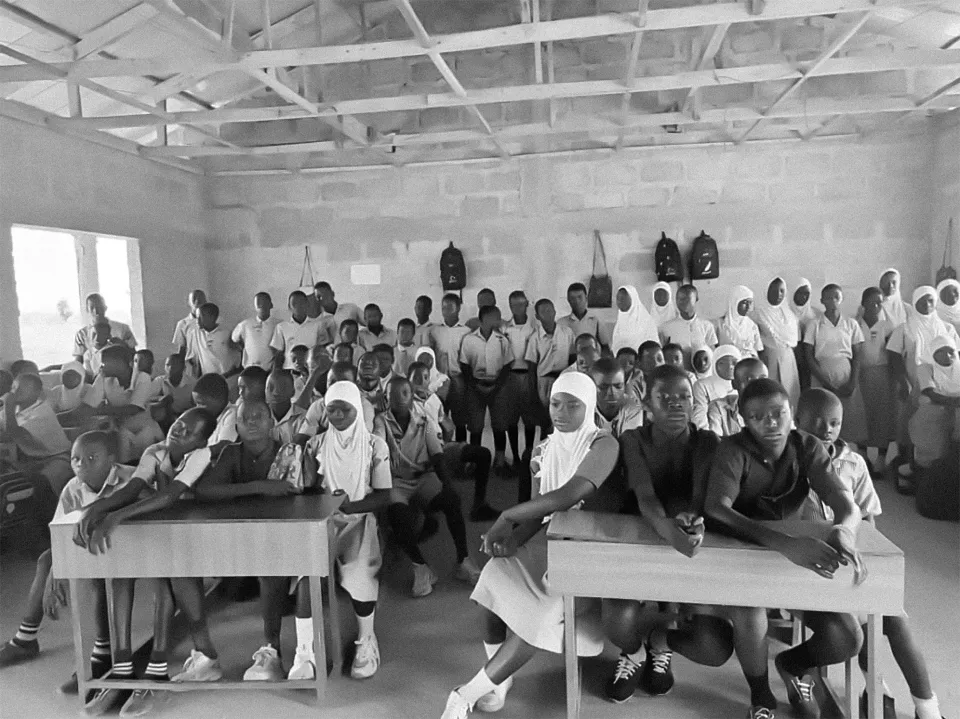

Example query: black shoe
[605,653,642,704]
[748,707,777,719]
[469,503,501,522]
[895,466,916,496]
[859,690,897,719]
[0,639,39,667]
[59,659,112,697]
[774,653,820,719]
[639,644,674,696]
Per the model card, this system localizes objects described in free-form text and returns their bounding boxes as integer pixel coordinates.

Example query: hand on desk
[827,526,869,585]
[86,517,118,556]
[781,535,847,579]
[258,481,298,497]
[663,513,704,558]
[73,508,106,550]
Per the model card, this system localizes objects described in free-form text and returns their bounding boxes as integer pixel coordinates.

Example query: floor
[1,474,957,719]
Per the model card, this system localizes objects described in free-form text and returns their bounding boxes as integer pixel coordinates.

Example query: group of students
[0,267,954,719]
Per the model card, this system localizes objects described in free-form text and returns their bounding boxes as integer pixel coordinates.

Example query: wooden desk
[547,512,905,719]
[50,493,344,704]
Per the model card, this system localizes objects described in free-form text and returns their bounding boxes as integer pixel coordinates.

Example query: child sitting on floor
[707,357,768,437]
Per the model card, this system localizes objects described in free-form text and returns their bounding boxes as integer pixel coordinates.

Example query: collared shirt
[1,399,71,458]
[558,310,602,343]
[393,343,419,377]
[186,325,237,375]
[321,303,364,332]
[232,316,281,370]
[707,396,743,437]
[271,404,307,444]
[857,318,893,368]
[327,341,362,364]
[270,317,331,369]
[54,464,136,519]
[430,322,471,376]
[803,440,881,522]
[504,316,539,370]
[200,440,282,486]
[209,404,239,445]
[73,320,137,375]
[132,441,211,490]
[172,314,196,351]
[358,326,398,352]
[306,432,392,502]
[152,374,196,414]
[659,316,718,362]
[595,397,644,437]
[525,323,576,377]
[84,371,154,412]
[802,314,864,361]
[374,405,444,477]
[414,322,436,349]
[459,328,514,380]
[707,429,850,521]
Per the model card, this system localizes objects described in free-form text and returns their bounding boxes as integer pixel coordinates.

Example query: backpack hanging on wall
[587,230,613,308]
[440,242,466,291]
[935,217,957,285]
[690,230,720,280]
[655,231,683,283]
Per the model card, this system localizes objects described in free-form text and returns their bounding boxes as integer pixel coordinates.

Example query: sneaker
[0,639,39,667]
[350,634,380,680]
[84,688,128,716]
[412,563,439,598]
[441,688,473,719]
[287,650,316,680]
[243,645,284,681]
[775,654,820,719]
[469,504,501,523]
[859,690,896,719]
[605,652,642,704]
[171,650,223,682]
[119,689,169,717]
[749,707,777,719]
[640,644,674,696]
[454,557,482,585]
[476,676,513,713]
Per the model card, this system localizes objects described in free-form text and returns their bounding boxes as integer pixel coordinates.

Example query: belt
[511,368,528,374]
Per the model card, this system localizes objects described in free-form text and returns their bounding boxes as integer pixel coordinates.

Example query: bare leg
[858,616,933,700]
[169,578,218,658]
[483,608,507,645]
[258,577,288,651]
[602,599,646,655]
[484,632,537,685]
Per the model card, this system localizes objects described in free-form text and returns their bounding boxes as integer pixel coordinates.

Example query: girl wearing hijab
[936,278,960,335]
[650,282,678,328]
[292,381,395,681]
[716,286,763,359]
[790,278,819,391]
[415,347,450,402]
[908,336,960,469]
[47,361,86,413]
[879,269,909,327]
[691,345,740,429]
[612,286,659,355]
[441,373,619,719]
[753,277,800,406]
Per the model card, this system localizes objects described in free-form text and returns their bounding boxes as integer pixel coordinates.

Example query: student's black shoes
[749,706,777,719]
[859,690,897,719]
[640,644,674,696]
[605,653,642,703]
[0,639,39,667]
[775,654,820,719]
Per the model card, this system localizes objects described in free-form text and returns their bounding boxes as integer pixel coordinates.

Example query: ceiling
[1,0,959,175]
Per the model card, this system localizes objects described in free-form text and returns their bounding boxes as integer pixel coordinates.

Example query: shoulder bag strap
[593,230,608,276]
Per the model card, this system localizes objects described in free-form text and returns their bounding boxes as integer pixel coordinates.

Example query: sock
[144,651,168,681]
[457,668,498,705]
[295,617,314,656]
[913,694,940,719]
[745,671,777,710]
[357,611,376,639]
[112,651,134,678]
[91,638,111,667]
[483,642,501,660]
[12,621,39,646]
[778,644,817,678]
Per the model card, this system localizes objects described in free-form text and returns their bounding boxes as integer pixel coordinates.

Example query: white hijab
[415,346,448,393]
[692,345,714,381]
[612,285,659,354]
[720,285,755,335]
[651,282,678,327]
[936,279,960,331]
[696,345,740,400]
[929,335,960,396]
[318,381,372,501]
[50,361,86,412]
[906,286,952,365]
[754,277,799,348]
[880,268,909,327]
[538,372,601,496]
[791,278,818,326]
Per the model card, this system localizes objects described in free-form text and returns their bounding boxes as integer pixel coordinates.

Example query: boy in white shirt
[151,354,196,430]
[414,295,436,348]
[359,304,398,351]
[659,285,719,368]
[270,291,332,370]
[192,373,238,446]
[524,299,575,409]
[558,282,603,347]
[393,319,419,376]
[186,303,239,378]
[266,369,307,444]
[172,289,206,356]
[73,293,138,377]
[430,294,472,442]
[231,292,281,370]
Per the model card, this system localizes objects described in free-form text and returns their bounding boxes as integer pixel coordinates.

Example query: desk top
[547,511,903,558]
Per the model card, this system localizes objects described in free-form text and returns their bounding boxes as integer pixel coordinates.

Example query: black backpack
[655,232,683,283]
[690,230,720,280]
[440,242,466,291]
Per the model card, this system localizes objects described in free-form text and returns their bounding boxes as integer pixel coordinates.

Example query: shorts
[464,381,512,434]
[392,471,443,506]
[508,371,540,426]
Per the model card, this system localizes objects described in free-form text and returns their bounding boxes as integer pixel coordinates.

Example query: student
[357,352,387,413]
[441,373,618,719]
[393,318,419,376]
[650,281,678,328]
[557,282,602,347]
[803,284,866,445]
[192,373,238,446]
[503,290,539,470]
[707,357,768,437]
[237,365,268,404]
[265,369,307,444]
[561,334,601,376]
[184,302,239,380]
[575,345,602,374]
[796,389,945,719]
[377,377,478,597]
[47,361,87,413]
[692,345,740,429]
[151,354,196,430]
[717,285,763,359]
[134,349,155,377]
[525,299,576,411]
[659,284,718,366]
[270,291,331,370]
[634,340,665,398]
[0,372,73,494]
[172,289,206,357]
[611,285,658,355]
[10,359,40,378]
[616,347,640,398]
[705,378,864,719]
[414,295,436,348]
[460,305,514,473]
[791,278,819,393]
[857,288,896,475]
[908,336,960,470]
[415,347,450,403]
[936,278,960,335]
[373,343,398,390]
[73,293,137,377]
[754,277,801,407]
[878,268,909,327]
[296,362,372,441]
[289,345,310,395]
[465,288,498,332]
[358,304,397,351]
[231,291,281,370]
[429,293,472,442]
[591,357,644,435]
[314,281,364,330]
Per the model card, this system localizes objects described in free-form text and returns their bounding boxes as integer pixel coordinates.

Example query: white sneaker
[243,645,285,681]
[287,649,316,680]
[171,649,223,682]
[441,688,473,719]
[412,563,439,598]
[476,676,513,713]
[350,634,380,679]
[454,557,481,585]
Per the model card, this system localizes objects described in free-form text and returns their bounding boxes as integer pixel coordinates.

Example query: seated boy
[289,345,310,396]
[591,357,644,436]
[634,340,665,401]
[615,347,640,396]
[393,318,419,376]
[134,349,155,378]
[265,369,308,444]
[561,333,600,374]
[796,389,944,719]
[376,377,479,597]
[150,354,196,431]
[297,362,375,441]
[662,342,697,385]
[330,319,362,361]
[705,378,864,719]
[237,365,269,404]
[707,357,768,437]
[373,343,398,388]
[358,352,388,413]
[191,373,238,446]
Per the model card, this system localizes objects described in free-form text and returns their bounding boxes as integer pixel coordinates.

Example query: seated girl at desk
[441,373,619,719]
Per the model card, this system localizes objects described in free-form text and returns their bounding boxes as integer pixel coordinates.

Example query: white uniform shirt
[54,465,137,519]
[84,371,154,412]
[231,316,281,370]
[430,322,471,376]
[270,317,329,369]
[504,316,538,370]
[659,316,719,362]
[358,326,398,352]
[459,328,514,380]
[186,325,237,375]
[132,442,211,490]
[73,320,137,375]
[1,398,71,458]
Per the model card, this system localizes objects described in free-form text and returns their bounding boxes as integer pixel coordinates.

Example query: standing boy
[659,285,719,367]
[185,303,239,378]
[558,282,602,347]
[393,319,419,376]
[314,281,364,329]
[414,295,435,348]
[172,290,206,356]
[270,291,332,370]
[232,292,281,370]
[430,294,472,442]
[359,304,397,351]
[465,289,498,331]
[524,299,576,412]
[74,294,137,377]
[503,290,539,470]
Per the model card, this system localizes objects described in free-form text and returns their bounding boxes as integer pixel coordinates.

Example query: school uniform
[558,310,602,345]
[374,405,446,505]
[327,341,362,364]
[322,303,364,332]
[504,316,539,427]
[151,374,196,415]
[270,404,308,444]
[186,324,238,376]
[706,396,743,437]
[358,326,398,352]
[802,441,881,523]
[459,327,514,434]
[659,316,718,366]
[133,441,212,491]
[595,398,645,437]
[414,322,435,349]
[393,343,419,377]
[908,362,960,468]
[802,314,867,443]
[73,320,137,376]
[524,323,576,407]
[231,316,281,370]
[269,317,330,370]
[717,317,763,360]
[583,398,646,513]
[0,398,73,490]
[857,318,896,448]
[302,396,376,435]
[54,464,137,519]
[754,297,801,407]
[84,371,164,462]
[208,404,239,446]
[430,322,472,429]
[172,314,197,352]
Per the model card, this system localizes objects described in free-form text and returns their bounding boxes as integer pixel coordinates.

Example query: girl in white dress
[650,282,678,328]
[716,285,763,359]
[879,268,909,327]
[790,278,819,391]
[753,277,800,406]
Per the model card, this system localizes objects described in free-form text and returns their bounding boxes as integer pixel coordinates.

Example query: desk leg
[563,596,580,719]
[326,521,342,671]
[309,576,327,702]
[69,580,89,705]
[844,657,854,719]
[866,615,880,719]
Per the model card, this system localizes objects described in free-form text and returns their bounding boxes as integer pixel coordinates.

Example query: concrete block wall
[929,113,960,281]
[205,133,934,330]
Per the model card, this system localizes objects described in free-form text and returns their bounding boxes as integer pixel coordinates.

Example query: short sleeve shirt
[414,322,435,349]
[74,320,137,374]
[270,318,331,369]
[323,303,364,331]
[802,315,864,361]
[459,329,514,380]
[271,404,308,444]
[306,432,392,502]
[530,432,619,501]
[558,311,602,343]
[172,315,196,350]
[199,440,281,486]
[132,442,211,490]
[659,316,718,363]
[374,405,444,476]
[503,317,539,370]
[84,371,154,411]
[805,441,882,521]
[525,324,576,376]
[231,316,281,370]
[858,318,893,368]
[186,325,237,375]
[152,374,196,414]
[707,397,743,437]
[2,399,71,458]
[54,464,136,519]
[430,323,471,376]
[358,327,398,352]
[594,397,645,437]
[209,404,239,445]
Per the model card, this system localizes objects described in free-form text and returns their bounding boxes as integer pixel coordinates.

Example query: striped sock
[90,638,111,666]
[12,621,40,646]
[144,652,168,681]
[111,660,134,678]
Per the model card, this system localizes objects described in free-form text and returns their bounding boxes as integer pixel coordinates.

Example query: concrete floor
[1,475,957,719]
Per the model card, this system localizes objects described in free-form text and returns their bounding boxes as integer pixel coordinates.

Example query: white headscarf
[612,285,659,354]
[754,277,799,349]
[696,345,740,401]
[790,278,818,327]
[49,361,86,412]
[692,345,715,381]
[718,285,758,349]
[928,335,960,396]
[650,282,678,327]
[318,381,372,501]
[906,286,952,365]
[415,346,448,393]
[936,279,960,331]
[537,372,601,496]
[880,268,909,327]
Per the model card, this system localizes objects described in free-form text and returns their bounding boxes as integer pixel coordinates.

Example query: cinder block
[781,24,824,51]
[258,207,333,246]
[638,33,676,60]
[444,172,486,195]
[327,238,364,262]
[785,152,834,178]
[580,39,625,65]
[410,60,442,84]
[467,257,506,277]
[485,170,521,191]
[486,230,525,255]
[320,181,360,201]
[673,185,720,205]
[460,195,500,217]
[627,186,671,207]
[769,182,817,205]
[209,205,259,249]
[816,180,866,201]
[419,107,462,130]
[641,160,684,182]
[552,163,592,193]
[593,161,638,187]
[552,193,585,212]
[730,26,776,54]
[721,182,769,204]
[731,153,783,180]
[618,251,655,272]
[583,191,625,209]
[402,173,439,197]
[720,247,754,268]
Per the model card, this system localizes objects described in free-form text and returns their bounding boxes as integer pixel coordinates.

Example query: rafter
[615,0,648,151]
[679,22,730,115]
[73,4,158,60]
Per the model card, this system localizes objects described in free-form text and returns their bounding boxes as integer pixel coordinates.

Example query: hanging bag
[655,231,683,282]
[440,242,467,291]
[299,246,322,317]
[587,230,613,308]
[690,230,720,280]
[935,217,957,285]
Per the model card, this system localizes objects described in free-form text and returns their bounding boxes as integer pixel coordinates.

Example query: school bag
[440,242,466,291]
[915,448,959,522]
[655,232,683,283]
[935,217,956,285]
[587,230,613,308]
[690,230,720,280]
